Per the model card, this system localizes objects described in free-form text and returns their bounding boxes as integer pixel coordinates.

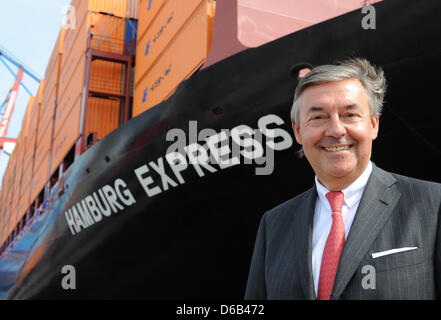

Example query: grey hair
[290,57,387,124]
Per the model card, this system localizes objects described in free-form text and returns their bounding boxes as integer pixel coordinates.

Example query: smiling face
[292,79,379,191]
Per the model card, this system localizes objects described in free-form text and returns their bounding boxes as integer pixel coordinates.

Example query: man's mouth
[321,144,353,152]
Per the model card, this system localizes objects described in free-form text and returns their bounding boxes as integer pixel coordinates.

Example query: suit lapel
[331,165,401,299]
[292,187,317,299]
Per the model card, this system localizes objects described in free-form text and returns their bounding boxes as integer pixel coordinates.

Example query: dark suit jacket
[245,164,441,299]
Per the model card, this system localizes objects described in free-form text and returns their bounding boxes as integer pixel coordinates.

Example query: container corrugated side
[133,1,208,116]
[90,12,127,55]
[37,91,55,149]
[34,123,53,173]
[9,191,18,234]
[137,0,167,41]
[207,0,215,53]
[7,153,17,193]
[63,0,89,58]
[51,98,82,175]
[126,0,139,19]
[59,55,84,102]
[134,0,204,87]
[0,207,5,245]
[7,206,17,238]
[16,193,28,224]
[56,57,85,138]
[30,151,50,206]
[18,163,32,219]
[40,58,58,138]
[1,190,10,235]
[14,136,25,175]
[60,14,88,88]
[89,59,124,96]
[41,30,63,109]
[28,96,39,132]
[88,0,127,18]
[23,132,36,171]
[85,96,120,140]
[20,97,33,139]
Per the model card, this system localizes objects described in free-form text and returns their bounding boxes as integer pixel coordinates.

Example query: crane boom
[0,46,41,150]
[0,47,41,82]
[0,68,24,141]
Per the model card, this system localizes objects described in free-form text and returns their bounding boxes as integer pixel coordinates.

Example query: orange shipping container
[60,19,88,89]
[16,194,28,224]
[59,54,86,106]
[19,164,33,215]
[11,184,18,206]
[20,94,34,140]
[51,102,81,175]
[26,95,40,171]
[134,0,204,87]
[7,157,17,192]
[63,0,89,58]
[23,132,36,170]
[9,195,18,230]
[84,97,120,140]
[207,0,215,53]
[41,30,63,115]
[1,200,10,234]
[14,138,24,170]
[34,123,53,171]
[62,11,126,79]
[54,92,82,151]
[88,0,127,18]
[126,0,139,19]
[89,60,124,96]
[28,96,39,138]
[37,122,53,152]
[137,0,167,41]
[57,57,85,137]
[7,205,17,238]
[0,208,4,245]
[40,81,57,134]
[133,1,209,116]
[89,12,127,55]
[30,151,50,206]
[58,12,127,108]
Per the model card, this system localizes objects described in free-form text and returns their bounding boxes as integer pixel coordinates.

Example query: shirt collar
[315,161,373,209]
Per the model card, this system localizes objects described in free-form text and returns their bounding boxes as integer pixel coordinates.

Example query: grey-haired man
[245,58,441,299]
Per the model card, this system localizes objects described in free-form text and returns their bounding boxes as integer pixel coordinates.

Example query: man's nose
[325,116,346,138]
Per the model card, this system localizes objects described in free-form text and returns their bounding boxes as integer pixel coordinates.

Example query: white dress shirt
[312,161,373,295]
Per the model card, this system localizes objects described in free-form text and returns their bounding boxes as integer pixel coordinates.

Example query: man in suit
[245,58,441,299]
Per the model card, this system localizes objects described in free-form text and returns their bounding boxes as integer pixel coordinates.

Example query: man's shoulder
[384,169,441,191]
[375,166,441,199]
[263,187,315,223]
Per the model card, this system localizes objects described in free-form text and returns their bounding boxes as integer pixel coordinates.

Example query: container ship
[0,0,440,299]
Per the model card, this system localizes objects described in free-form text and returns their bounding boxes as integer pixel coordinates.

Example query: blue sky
[0,0,71,138]
[0,0,71,184]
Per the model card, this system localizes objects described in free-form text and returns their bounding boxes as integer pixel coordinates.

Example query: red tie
[317,191,345,300]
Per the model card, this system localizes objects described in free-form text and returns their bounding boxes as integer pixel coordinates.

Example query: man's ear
[292,122,302,145]
[371,115,379,140]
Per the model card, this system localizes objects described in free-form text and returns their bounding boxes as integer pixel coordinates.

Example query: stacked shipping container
[133,0,215,116]
[0,0,139,252]
[0,0,215,254]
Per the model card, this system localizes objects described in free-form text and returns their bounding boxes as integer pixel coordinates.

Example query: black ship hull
[1,0,440,299]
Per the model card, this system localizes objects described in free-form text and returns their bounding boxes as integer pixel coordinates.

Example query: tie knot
[326,191,344,213]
